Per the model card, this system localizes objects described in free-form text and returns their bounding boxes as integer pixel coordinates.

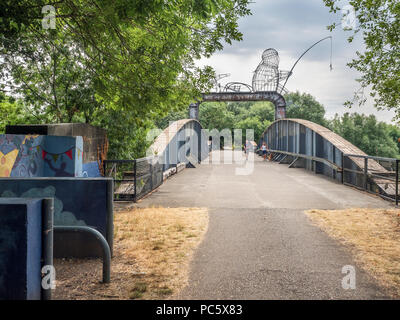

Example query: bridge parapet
[149,119,209,171]
[261,119,398,202]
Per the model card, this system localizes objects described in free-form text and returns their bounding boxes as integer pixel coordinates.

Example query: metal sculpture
[252,48,292,93]
[193,38,333,121]
[212,73,230,92]
[224,82,253,93]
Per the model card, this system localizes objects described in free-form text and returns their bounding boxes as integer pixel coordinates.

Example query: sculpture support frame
[189,91,287,121]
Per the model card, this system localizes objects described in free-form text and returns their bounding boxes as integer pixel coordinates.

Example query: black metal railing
[343,154,399,205]
[265,149,399,205]
[267,149,342,172]
[103,156,163,202]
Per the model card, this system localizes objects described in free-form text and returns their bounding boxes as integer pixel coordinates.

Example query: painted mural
[0,134,83,178]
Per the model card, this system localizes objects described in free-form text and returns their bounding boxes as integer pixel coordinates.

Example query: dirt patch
[305,208,400,297]
[53,207,208,300]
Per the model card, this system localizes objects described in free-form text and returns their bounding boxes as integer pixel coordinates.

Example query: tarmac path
[137,151,392,299]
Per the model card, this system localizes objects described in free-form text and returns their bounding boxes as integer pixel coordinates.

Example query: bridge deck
[136,151,392,299]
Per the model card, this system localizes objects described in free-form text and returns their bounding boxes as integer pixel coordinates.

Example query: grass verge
[305,208,400,297]
[53,207,208,300]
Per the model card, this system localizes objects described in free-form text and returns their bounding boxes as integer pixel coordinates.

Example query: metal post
[106,179,114,257]
[341,153,345,185]
[133,159,137,202]
[364,157,368,190]
[396,159,399,206]
[286,119,289,152]
[41,198,54,301]
[150,159,153,191]
[198,124,202,164]
[54,226,111,283]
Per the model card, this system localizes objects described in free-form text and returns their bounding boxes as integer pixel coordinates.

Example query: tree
[323,0,400,120]
[330,113,399,158]
[387,124,400,155]
[1,1,251,118]
[155,108,189,130]
[1,1,251,158]
[1,30,100,123]
[0,93,39,133]
[236,117,271,144]
[284,91,328,126]
[199,102,235,131]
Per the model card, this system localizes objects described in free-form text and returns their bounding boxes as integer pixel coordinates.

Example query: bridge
[128,112,397,299]
[113,46,398,299]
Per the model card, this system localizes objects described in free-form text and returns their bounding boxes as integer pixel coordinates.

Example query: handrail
[54,226,111,283]
[268,149,342,172]
[344,153,398,162]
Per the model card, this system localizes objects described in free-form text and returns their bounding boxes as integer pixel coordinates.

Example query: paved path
[137,151,393,299]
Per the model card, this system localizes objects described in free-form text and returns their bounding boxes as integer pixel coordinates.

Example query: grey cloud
[221,0,361,63]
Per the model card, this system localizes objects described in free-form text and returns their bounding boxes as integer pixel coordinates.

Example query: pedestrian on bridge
[262,142,268,161]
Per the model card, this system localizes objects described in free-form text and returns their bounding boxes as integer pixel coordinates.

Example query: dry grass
[53,207,208,300]
[305,208,400,297]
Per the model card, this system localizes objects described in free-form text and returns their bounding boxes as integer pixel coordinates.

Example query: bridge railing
[343,154,399,205]
[103,156,163,202]
[266,149,342,172]
[265,148,399,205]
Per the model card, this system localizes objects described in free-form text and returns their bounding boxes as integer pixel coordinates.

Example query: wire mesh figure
[252,49,292,93]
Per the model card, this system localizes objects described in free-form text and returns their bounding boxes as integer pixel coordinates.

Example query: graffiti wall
[0,198,42,300]
[0,134,83,178]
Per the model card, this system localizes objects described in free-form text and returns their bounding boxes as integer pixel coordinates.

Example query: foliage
[323,0,400,119]
[154,101,275,143]
[285,91,328,126]
[154,108,188,130]
[1,30,99,123]
[0,92,39,133]
[330,112,399,158]
[199,102,235,132]
[0,0,251,158]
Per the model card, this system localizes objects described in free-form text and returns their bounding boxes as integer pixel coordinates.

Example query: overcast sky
[198,0,396,123]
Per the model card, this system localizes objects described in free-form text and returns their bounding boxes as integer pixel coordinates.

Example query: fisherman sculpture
[252,48,292,93]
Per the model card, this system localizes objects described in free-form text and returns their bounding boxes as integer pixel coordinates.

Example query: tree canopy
[323,0,400,119]
[330,112,399,158]
[285,91,328,127]
[0,0,251,158]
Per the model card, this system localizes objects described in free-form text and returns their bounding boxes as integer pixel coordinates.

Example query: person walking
[261,142,268,160]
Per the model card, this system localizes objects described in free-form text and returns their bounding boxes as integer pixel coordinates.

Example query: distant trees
[285,91,328,127]
[330,113,400,158]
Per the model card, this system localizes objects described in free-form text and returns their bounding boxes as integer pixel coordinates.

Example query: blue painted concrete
[0,198,42,300]
[82,161,101,178]
[0,178,109,236]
